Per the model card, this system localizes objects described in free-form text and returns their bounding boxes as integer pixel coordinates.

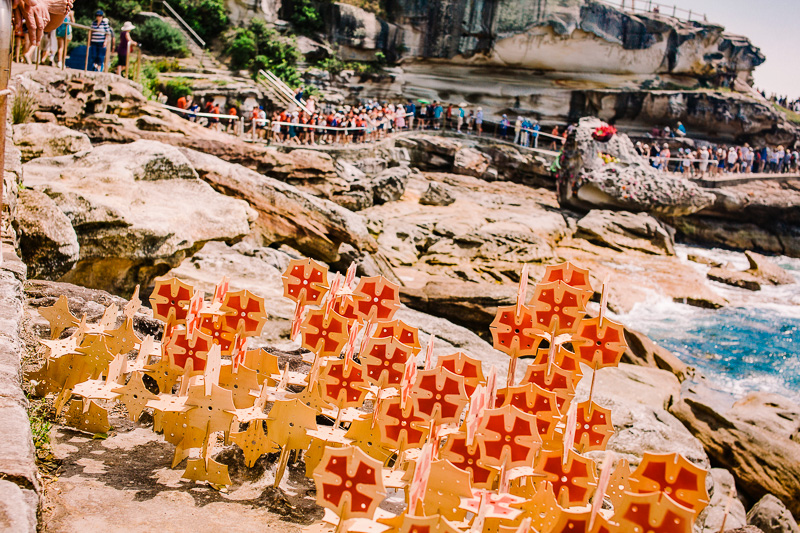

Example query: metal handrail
[595,0,706,23]
[160,0,205,48]
[257,69,312,114]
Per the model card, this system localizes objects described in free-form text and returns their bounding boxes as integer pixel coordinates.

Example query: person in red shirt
[176,95,188,110]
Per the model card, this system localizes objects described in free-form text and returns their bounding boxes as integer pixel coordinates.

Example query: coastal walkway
[691,173,800,188]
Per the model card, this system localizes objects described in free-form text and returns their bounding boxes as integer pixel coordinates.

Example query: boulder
[396,134,462,170]
[372,166,410,205]
[557,118,715,217]
[621,327,687,381]
[453,147,490,178]
[688,254,723,268]
[670,386,800,517]
[697,469,748,533]
[747,495,800,533]
[669,216,789,257]
[15,189,80,280]
[576,364,709,470]
[22,140,254,296]
[13,123,92,163]
[707,268,761,291]
[419,182,455,206]
[745,252,795,286]
[179,147,377,262]
[575,210,675,255]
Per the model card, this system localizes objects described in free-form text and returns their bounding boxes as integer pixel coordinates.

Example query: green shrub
[11,85,37,124]
[163,78,193,104]
[224,21,302,83]
[288,0,323,35]
[133,18,189,57]
[152,57,181,72]
[171,0,228,42]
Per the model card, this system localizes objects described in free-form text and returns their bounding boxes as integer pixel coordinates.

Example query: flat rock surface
[44,424,309,533]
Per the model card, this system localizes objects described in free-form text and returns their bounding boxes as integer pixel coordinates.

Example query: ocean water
[614,245,800,402]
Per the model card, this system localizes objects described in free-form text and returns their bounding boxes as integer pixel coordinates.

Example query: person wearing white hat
[116,21,137,77]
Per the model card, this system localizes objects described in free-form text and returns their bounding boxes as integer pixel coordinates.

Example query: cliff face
[329,0,764,80]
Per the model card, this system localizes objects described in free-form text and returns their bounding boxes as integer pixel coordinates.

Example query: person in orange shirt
[176,95,188,110]
[225,106,237,134]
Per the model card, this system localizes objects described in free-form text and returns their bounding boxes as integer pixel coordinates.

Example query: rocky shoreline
[5,68,800,531]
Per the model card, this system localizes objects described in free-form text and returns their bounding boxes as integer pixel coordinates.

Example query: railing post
[239,116,244,138]
[84,29,91,72]
[0,0,10,246]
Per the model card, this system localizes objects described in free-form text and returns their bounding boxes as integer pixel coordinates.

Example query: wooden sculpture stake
[718,486,737,533]
[424,335,435,371]
[563,401,577,466]
[589,451,613,530]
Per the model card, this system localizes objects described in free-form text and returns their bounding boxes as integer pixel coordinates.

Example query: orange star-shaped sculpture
[230,420,278,467]
[535,448,597,507]
[440,433,497,489]
[541,262,593,297]
[376,396,428,451]
[38,295,79,339]
[411,367,469,425]
[165,329,213,371]
[529,281,587,334]
[629,452,710,517]
[112,371,158,421]
[521,363,576,411]
[572,316,628,369]
[496,383,562,443]
[282,258,329,306]
[489,304,542,358]
[615,491,695,533]
[375,320,421,356]
[419,459,473,521]
[221,289,268,337]
[313,446,386,521]
[301,309,350,357]
[571,401,614,454]
[545,508,616,533]
[437,351,485,397]
[352,276,400,323]
[199,314,237,355]
[362,335,415,389]
[477,404,542,470]
[532,345,583,386]
[318,359,370,410]
[150,278,194,326]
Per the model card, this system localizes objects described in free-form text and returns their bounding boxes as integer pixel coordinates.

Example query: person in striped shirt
[88,10,114,72]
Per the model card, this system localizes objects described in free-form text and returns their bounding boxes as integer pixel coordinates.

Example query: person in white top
[698,146,710,176]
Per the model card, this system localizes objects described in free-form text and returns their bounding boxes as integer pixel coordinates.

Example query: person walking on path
[88,10,113,72]
[475,107,483,136]
[55,9,72,68]
[116,21,137,77]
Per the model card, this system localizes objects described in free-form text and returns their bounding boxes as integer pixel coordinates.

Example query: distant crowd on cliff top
[635,140,800,177]
[170,93,567,148]
[761,92,800,113]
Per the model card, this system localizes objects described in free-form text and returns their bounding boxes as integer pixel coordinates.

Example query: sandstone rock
[747,495,800,533]
[557,118,715,217]
[15,189,79,280]
[669,217,787,256]
[179,147,376,262]
[396,134,461,170]
[575,210,675,255]
[453,147,490,178]
[697,469,748,533]
[372,166,410,204]
[745,252,795,286]
[22,140,254,296]
[688,254,723,268]
[419,182,455,206]
[0,480,38,533]
[13,123,92,163]
[707,268,761,291]
[622,327,687,381]
[727,527,766,533]
[671,386,800,517]
[577,364,709,470]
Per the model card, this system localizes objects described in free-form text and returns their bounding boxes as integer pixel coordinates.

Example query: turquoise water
[617,247,800,402]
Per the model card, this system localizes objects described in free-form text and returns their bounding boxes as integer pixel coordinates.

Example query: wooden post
[84,29,91,72]
[125,40,131,78]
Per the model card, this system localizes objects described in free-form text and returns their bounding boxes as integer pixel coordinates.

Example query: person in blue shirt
[531,120,541,147]
[406,100,416,129]
[499,114,509,139]
[676,121,686,137]
[89,10,114,72]
[433,103,443,130]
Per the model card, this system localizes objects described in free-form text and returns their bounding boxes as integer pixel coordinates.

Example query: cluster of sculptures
[30,260,712,532]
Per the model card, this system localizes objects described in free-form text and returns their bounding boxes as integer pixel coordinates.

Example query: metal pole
[84,29,91,72]
[0,0,12,244]
[239,116,244,138]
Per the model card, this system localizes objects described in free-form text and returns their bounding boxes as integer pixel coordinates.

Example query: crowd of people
[635,141,800,177]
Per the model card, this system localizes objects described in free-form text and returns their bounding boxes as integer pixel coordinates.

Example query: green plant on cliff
[774,103,800,125]
[224,20,302,84]
[171,0,229,42]
[162,78,193,104]
[287,0,323,35]
[133,18,190,57]
[11,85,37,124]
